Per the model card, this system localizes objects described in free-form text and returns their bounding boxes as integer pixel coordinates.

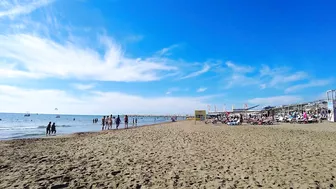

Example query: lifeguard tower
[326,90,336,122]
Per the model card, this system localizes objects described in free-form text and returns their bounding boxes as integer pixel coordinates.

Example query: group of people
[100,115,138,130]
[92,118,99,123]
[46,122,56,136]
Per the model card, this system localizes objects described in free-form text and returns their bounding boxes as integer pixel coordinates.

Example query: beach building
[327,89,336,122]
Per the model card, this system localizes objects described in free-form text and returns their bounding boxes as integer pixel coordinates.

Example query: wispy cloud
[156,44,180,56]
[0,0,54,18]
[270,71,308,86]
[0,85,210,115]
[260,65,308,87]
[165,87,180,95]
[225,61,254,73]
[197,87,207,92]
[0,34,177,82]
[180,64,210,79]
[72,83,95,90]
[221,61,258,89]
[285,79,332,93]
[248,95,303,106]
[224,74,259,89]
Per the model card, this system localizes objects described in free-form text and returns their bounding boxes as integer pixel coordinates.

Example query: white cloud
[269,71,308,86]
[197,87,207,92]
[225,61,254,73]
[156,44,180,56]
[248,95,303,106]
[180,64,210,79]
[0,34,177,82]
[224,74,259,89]
[165,87,180,95]
[285,79,332,93]
[0,0,54,18]
[72,83,95,90]
[0,85,211,115]
[260,65,308,87]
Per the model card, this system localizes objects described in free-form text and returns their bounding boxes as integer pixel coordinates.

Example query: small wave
[37,125,72,129]
[9,133,44,139]
[0,126,38,130]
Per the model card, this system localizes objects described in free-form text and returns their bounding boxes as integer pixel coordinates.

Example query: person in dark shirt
[124,115,128,129]
[46,122,51,136]
[102,116,105,130]
[51,122,56,135]
[116,115,121,129]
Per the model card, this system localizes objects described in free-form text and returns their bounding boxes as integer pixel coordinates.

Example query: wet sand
[1,121,336,188]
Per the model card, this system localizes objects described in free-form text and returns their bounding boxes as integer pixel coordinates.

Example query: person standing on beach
[116,115,121,129]
[124,115,129,129]
[46,122,51,136]
[102,116,106,130]
[135,118,137,126]
[51,122,56,135]
[109,114,113,129]
[132,118,135,127]
[105,116,109,129]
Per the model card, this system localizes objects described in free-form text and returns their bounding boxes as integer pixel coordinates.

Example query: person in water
[46,122,51,136]
[109,114,113,129]
[102,116,105,130]
[116,115,121,129]
[124,115,128,129]
[51,122,56,135]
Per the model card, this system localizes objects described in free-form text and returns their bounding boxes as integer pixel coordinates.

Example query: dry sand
[1,120,336,188]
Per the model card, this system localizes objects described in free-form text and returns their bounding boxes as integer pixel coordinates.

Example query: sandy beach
[1,121,336,188]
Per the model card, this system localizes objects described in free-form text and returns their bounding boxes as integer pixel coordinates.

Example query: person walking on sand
[124,115,129,129]
[116,115,121,129]
[109,114,113,129]
[102,116,106,130]
[46,122,51,136]
[51,122,56,135]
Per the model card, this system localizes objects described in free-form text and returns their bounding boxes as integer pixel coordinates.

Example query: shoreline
[1,120,186,142]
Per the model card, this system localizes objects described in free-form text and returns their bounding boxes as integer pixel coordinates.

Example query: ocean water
[0,113,185,140]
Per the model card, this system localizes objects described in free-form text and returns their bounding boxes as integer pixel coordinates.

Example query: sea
[0,113,185,140]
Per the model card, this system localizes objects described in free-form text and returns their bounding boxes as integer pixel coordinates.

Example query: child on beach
[51,122,56,135]
[116,115,120,129]
[46,122,51,136]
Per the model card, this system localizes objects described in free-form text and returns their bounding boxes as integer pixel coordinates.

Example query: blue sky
[0,0,335,115]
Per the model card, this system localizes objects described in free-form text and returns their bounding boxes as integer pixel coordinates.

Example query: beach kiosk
[194,110,206,123]
[326,90,336,122]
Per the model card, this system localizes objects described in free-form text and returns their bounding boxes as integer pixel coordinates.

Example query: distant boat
[24,112,30,117]
[55,108,60,118]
